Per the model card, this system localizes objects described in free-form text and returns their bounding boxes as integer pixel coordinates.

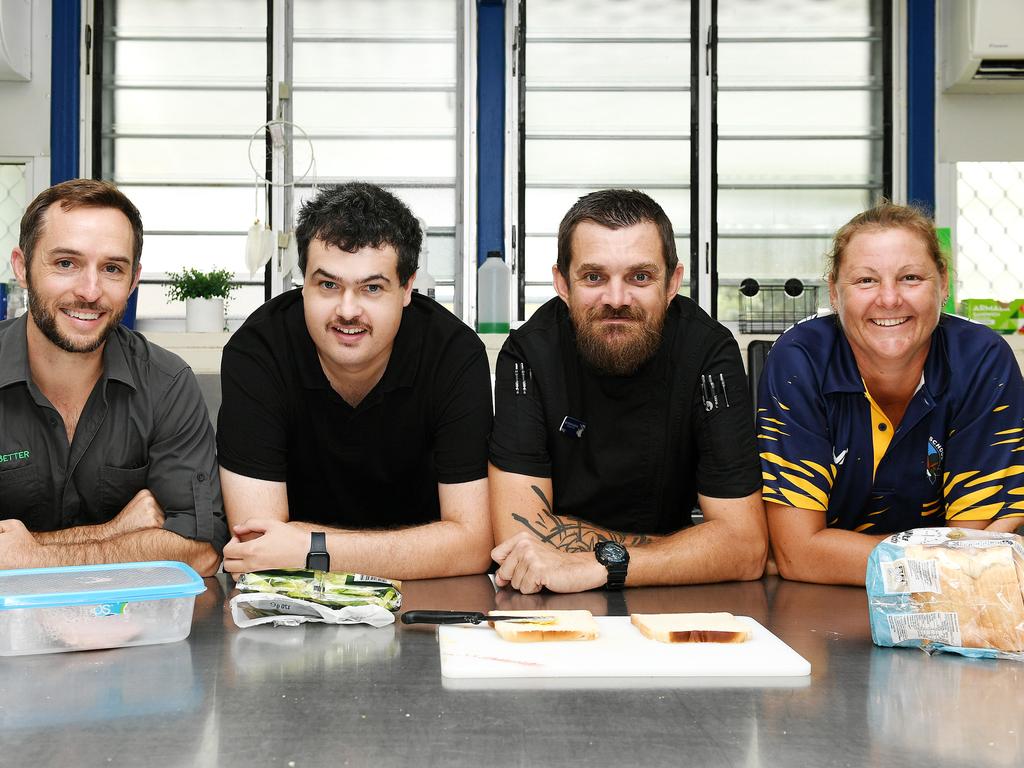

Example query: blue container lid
[0,561,206,609]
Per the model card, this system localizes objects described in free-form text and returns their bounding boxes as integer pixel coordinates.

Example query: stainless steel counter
[2,575,1023,768]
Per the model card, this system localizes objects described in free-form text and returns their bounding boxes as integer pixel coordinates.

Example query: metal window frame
[86,0,475,323]
[513,0,895,320]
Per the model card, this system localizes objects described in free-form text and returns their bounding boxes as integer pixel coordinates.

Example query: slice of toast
[489,610,599,642]
[631,612,750,644]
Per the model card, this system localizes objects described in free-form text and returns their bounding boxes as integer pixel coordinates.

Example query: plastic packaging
[0,561,206,656]
[230,593,395,628]
[477,250,511,333]
[866,527,1024,660]
[235,569,402,611]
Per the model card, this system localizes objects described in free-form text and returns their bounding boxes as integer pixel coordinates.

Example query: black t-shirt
[217,289,492,527]
[489,295,761,535]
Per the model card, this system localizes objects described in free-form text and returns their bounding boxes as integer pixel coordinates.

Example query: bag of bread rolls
[866,527,1024,660]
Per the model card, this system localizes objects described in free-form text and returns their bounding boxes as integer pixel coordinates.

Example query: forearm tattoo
[511,485,651,552]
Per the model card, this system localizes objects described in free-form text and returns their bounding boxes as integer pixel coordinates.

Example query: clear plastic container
[477,251,511,333]
[0,561,206,656]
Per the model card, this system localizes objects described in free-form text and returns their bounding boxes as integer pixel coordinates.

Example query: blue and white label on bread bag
[93,602,127,617]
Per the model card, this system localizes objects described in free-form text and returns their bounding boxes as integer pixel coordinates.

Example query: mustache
[588,305,646,322]
[330,319,371,332]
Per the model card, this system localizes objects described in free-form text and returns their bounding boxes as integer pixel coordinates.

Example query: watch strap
[595,541,629,590]
[603,560,627,590]
[305,531,330,571]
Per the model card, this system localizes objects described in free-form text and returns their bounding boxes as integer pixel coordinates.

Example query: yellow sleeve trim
[944,470,980,497]
[781,471,829,508]
[803,460,834,487]
[759,426,790,436]
[993,405,1009,412]
[946,502,1005,521]
[854,522,875,532]
[760,417,787,426]
[947,486,1002,518]
[994,428,1024,435]
[1010,501,1024,511]
[758,434,779,442]
[964,465,1024,487]
[760,452,813,477]
[780,487,827,512]
[762,472,777,481]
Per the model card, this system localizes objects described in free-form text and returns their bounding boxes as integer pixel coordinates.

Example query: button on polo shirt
[0,315,227,548]
[216,289,492,528]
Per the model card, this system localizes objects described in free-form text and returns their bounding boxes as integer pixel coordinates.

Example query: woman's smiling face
[829,226,947,371]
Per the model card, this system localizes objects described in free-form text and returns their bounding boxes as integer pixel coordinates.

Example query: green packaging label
[961,299,1024,335]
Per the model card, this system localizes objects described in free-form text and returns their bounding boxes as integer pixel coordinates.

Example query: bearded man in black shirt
[488,189,767,593]
[218,183,492,578]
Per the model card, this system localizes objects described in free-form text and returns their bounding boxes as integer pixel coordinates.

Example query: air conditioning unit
[943,0,1024,93]
[0,0,32,82]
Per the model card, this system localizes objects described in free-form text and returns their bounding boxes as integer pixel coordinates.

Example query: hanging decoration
[245,119,317,281]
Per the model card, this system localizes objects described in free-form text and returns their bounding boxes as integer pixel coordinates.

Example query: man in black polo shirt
[0,179,225,574]
[218,182,493,578]
[489,189,766,593]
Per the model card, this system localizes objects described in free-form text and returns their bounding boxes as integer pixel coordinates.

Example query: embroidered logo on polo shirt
[832,448,848,466]
[926,437,943,485]
[0,449,30,465]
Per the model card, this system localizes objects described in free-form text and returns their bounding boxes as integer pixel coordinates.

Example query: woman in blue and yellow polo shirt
[758,202,1024,585]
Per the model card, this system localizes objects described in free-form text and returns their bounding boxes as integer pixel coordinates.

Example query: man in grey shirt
[0,179,226,574]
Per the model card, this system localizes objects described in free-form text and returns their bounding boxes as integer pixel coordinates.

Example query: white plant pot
[185,297,225,332]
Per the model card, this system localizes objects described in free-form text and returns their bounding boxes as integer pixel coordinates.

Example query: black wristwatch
[305,531,330,571]
[594,541,629,590]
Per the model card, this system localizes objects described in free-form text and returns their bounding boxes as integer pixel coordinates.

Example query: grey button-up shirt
[0,315,228,552]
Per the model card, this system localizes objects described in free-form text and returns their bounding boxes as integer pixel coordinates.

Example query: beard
[571,302,665,376]
[26,279,125,355]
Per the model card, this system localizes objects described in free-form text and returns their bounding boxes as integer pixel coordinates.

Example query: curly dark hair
[556,189,678,284]
[295,182,422,286]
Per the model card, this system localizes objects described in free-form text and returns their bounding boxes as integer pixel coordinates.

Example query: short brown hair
[19,179,144,272]
[556,189,678,283]
[825,201,946,283]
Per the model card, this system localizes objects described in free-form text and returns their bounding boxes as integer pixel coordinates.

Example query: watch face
[598,542,627,564]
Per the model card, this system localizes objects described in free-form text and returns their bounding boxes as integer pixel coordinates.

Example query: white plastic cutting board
[438,616,810,679]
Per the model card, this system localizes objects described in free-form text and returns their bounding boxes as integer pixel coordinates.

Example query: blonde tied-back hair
[825,201,948,284]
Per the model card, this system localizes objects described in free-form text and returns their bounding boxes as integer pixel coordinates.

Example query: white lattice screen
[956,162,1024,303]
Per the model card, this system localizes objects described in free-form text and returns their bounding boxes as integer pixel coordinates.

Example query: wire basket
[738,280,819,334]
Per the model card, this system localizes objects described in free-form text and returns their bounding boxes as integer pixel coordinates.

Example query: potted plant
[165,267,236,332]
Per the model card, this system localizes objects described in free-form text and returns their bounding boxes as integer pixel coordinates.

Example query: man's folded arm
[221,467,493,578]
[490,464,767,589]
[5,524,219,575]
[489,464,661,550]
[34,523,121,546]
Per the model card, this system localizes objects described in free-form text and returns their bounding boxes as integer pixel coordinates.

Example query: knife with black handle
[400,610,553,625]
